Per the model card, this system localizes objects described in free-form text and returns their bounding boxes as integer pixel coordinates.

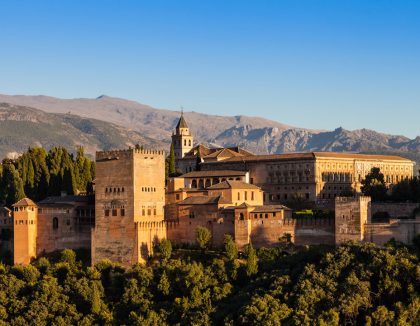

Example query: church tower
[171,112,193,160]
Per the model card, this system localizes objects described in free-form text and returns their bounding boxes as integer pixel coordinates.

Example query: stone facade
[1,196,94,265]
[335,196,420,245]
[335,196,371,244]
[92,148,166,266]
[201,153,414,207]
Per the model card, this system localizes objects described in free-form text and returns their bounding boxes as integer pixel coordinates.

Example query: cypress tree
[168,143,176,176]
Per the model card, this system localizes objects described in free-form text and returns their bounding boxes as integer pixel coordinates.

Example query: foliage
[361,167,388,202]
[0,146,95,205]
[0,243,418,325]
[390,176,420,203]
[224,235,238,261]
[168,143,176,177]
[195,226,212,251]
[156,239,172,261]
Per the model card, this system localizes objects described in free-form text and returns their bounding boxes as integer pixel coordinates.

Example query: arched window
[239,213,244,220]
[53,217,58,230]
[191,180,197,188]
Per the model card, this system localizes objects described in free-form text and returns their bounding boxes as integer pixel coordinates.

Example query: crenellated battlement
[335,196,371,203]
[96,148,165,161]
[136,220,167,229]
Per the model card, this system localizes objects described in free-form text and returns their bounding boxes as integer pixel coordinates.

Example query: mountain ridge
[0,94,418,167]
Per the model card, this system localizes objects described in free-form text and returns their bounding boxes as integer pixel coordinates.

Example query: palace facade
[0,113,418,266]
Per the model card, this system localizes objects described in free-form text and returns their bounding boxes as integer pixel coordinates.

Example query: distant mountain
[0,94,297,143]
[0,94,418,168]
[0,102,165,159]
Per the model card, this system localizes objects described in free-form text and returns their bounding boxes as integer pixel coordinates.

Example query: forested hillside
[0,147,95,206]
[0,241,418,325]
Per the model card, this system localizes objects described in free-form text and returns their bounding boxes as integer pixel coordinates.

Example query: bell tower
[171,111,193,160]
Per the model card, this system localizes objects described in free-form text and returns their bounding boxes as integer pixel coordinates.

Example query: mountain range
[0,94,419,167]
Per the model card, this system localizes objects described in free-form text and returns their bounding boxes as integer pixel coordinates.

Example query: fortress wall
[36,210,91,255]
[364,220,420,245]
[371,202,419,219]
[137,221,167,260]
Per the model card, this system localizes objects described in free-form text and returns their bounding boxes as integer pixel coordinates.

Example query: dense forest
[0,239,418,325]
[0,147,95,206]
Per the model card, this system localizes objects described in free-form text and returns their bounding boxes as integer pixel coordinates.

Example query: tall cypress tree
[169,143,176,176]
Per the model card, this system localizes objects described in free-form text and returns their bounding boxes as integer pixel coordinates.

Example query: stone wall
[371,202,419,219]
[364,219,420,245]
[93,149,166,266]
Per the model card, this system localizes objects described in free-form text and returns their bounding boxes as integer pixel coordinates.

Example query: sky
[0,0,419,138]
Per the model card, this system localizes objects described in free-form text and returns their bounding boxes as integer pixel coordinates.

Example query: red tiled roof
[12,198,37,207]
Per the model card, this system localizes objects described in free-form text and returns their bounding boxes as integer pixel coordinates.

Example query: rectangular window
[251,191,254,200]
[105,209,110,217]
[112,209,117,216]
[237,192,240,201]
[121,209,125,217]
[142,209,145,216]
[154,209,157,216]
[245,191,248,200]
[176,194,180,200]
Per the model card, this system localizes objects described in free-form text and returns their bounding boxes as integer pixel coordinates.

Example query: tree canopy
[0,241,418,325]
[0,147,95,206]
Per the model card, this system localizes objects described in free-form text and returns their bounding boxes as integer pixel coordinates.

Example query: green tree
[361,167,388,202]
[196,226,212,251]
[168,143,176,176]
[157,271,170,296]
[224,234,238,261]
[245,243,258,276]
[239,294,291,325]
[157,239,172,261]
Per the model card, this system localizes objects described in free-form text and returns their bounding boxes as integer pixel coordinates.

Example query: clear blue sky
[0,0,419,137]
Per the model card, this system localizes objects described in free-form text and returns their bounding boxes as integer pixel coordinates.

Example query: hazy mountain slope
[0,94,296,142]
[0,94,418,167]
[0,103,165,159]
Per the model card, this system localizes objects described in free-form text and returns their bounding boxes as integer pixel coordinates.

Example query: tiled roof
[178,195,229,205]
[13,198,37,207]
[251,205,292,213]
[207,180,260,190]
[176,114,189,129]
[38,195,93,205]
[204,152,412,163]
[181,170,247,178]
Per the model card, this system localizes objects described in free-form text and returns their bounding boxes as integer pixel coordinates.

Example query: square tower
[12,198,38,265]
[92,148,166,266]
[335,196,371,244]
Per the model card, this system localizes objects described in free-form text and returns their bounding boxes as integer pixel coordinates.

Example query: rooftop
[178,195,229,205]
[176,114,189,129]
[203,151,413,163]
[181,170,247,178]
[207,180,260,190]
[13,198,37,207]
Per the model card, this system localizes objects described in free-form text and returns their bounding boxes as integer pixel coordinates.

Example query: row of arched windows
[105,187,125,194]
[142,187,157,192]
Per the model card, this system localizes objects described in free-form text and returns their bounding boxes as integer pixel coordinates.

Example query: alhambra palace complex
[1,114,419,266]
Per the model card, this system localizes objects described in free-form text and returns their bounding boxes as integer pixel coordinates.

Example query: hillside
[0,94,419,166]
[0,103,165,159]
